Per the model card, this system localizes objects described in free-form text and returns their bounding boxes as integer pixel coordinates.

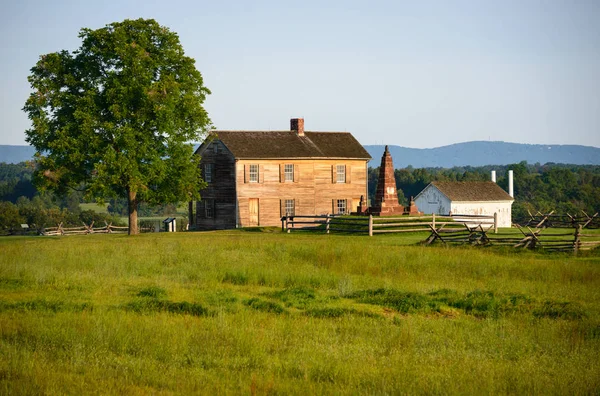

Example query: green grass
[0,230,599,394]
[79,202,108,213]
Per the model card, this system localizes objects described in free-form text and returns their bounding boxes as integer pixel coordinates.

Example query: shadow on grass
[124,298,210,317]
[305,307,381,319]
[244,298,286,314]
[348,287,588,320]
[0,299,93,313]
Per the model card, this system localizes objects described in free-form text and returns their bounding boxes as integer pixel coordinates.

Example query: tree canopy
[23,18,211,234]
[367,162,600,220]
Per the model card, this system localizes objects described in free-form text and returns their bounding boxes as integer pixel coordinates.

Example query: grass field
[79,202,109,214]
[1,230,599,394]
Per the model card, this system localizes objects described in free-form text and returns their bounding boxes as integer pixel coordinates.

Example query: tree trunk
[128,189,138,235]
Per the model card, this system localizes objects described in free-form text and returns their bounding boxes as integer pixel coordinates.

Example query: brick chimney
[290,118,304,136]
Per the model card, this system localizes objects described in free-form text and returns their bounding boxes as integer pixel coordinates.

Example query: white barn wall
[450,201,512,227]
[414,184,513,228]
[414,185,452,214]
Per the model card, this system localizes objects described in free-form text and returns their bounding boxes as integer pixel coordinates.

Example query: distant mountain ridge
[0,145,36,164]
[365,141,600,168]
[1,141,599,168]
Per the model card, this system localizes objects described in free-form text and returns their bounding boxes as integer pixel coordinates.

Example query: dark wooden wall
[193,140,237,230]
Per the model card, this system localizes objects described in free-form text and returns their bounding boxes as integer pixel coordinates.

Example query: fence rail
[41,222,133,236]
[281,213,497,236]
[514,211,600,229]
[39,222,160,236]
[281,212,600,255]
[424,222,600,255]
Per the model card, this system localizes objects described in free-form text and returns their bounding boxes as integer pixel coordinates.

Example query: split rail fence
[281,213,497,236]
[42,222,130,236]
[516,211,600,229]
[282,211,600,255]
[41,222,154,236]
[426,209,600,254]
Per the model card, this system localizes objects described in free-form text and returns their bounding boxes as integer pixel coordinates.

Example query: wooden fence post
[285,216,290,233]
[432,213,436,230]
[368,215,373,237]
[326,215,330,234]
[494,212,498,234]
[281,217,285,232]
[574,224,581,256]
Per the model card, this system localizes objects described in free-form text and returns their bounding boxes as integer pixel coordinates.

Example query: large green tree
[23,18,211,234]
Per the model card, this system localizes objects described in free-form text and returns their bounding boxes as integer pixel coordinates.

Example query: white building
[414,181,514,227]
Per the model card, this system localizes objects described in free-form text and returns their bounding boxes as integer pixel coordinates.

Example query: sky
[1,0,599,148]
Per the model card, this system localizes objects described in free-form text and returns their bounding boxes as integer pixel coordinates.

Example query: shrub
[124,298,209,317]
[265,287,316,309]
[305,307,380,319]
[533,301,588,320]
[0,299,92,313]
[243,298,286,314]
[137,286,167,299]
[349,288,439,314]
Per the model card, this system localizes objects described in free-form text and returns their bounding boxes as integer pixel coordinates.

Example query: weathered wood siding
[236,159,368,227]
[193,140,237,230]
[192,138,369,230]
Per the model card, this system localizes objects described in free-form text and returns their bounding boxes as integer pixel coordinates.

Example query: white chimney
[508,170,514,197]
[491,170,496,183]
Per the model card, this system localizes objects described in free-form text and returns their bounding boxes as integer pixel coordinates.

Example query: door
[248,198,259,226]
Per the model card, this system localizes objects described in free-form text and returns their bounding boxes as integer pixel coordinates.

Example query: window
[205,200,214,218]
[204,163,213,183]
[284,199,295,216]
[284,164,294,182]
[249,164,259,183]
[213,142,219,154]
[337,199,346,215]
[336,165,346,183]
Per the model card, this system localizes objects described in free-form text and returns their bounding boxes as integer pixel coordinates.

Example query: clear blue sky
[1,0,599,148]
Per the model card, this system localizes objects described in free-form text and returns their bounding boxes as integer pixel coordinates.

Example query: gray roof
[200,131,371,160]
[428,181,514,201]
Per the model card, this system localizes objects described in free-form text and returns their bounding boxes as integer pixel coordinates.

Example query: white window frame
[284,164,294,182]
[285,199,295,216]
[249,164,259,183]
[204,163,213,183]
[336,165,346,183]
[337,199,346,215]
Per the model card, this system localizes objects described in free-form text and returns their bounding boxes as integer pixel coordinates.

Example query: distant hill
[2,141,599,168]
[365,141,600,168]
[0,145,36,164]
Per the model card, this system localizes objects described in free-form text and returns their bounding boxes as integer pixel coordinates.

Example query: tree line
[368,161,600,221]
[0,162,179,234]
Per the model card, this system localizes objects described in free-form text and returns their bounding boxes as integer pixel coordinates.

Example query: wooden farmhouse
[414,181,514,227]
[190,118,371,230]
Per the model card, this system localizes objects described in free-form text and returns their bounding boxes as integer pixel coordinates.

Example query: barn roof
[428,181,514,201]
[201,131,371,160]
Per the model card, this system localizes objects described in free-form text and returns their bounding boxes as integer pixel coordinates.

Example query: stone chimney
[290,118,304,136]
